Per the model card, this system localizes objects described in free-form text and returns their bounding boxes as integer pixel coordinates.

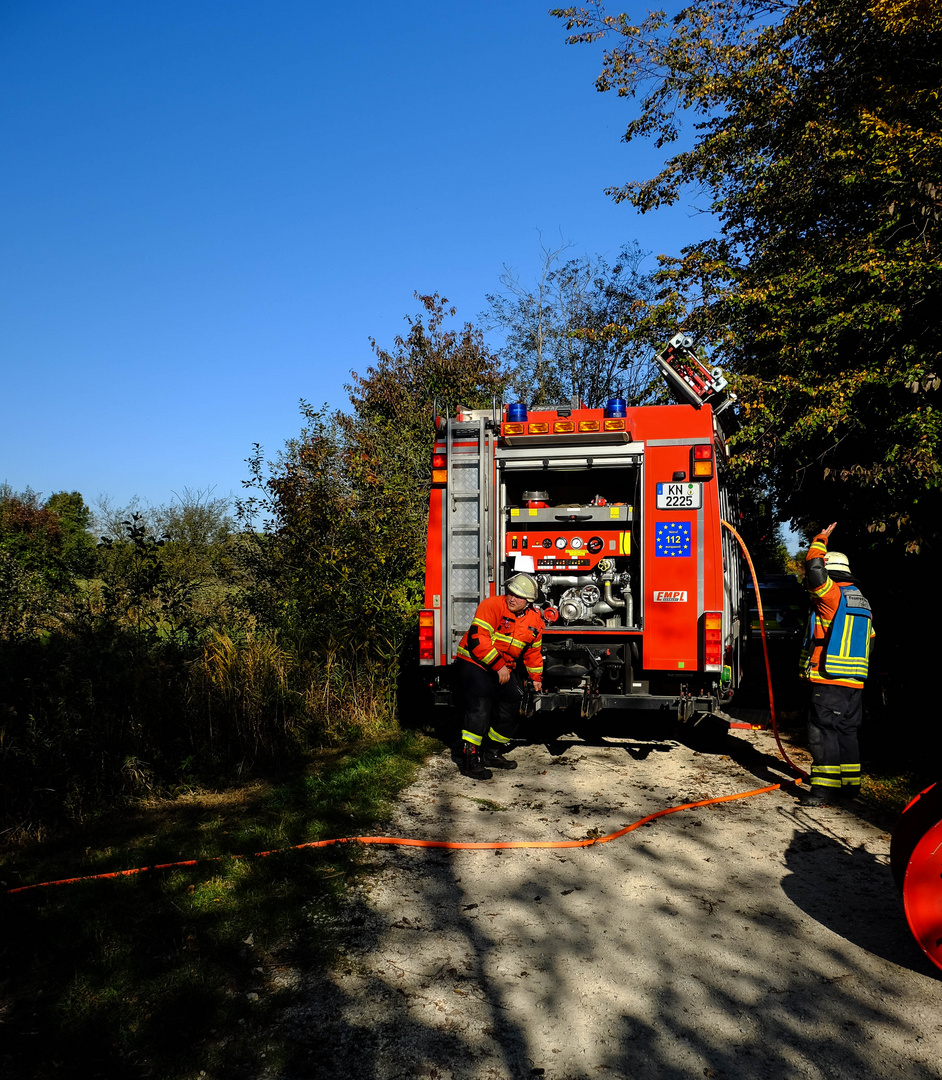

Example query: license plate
[656,482,702,509]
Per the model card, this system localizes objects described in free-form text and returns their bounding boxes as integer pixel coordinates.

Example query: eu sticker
[655,522,691,557]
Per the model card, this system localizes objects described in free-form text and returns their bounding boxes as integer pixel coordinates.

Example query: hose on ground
[721,519,808,782]
[6,784,782,894]
[8,527,803,895]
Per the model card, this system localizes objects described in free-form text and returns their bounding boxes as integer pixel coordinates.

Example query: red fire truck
[418,334,746,724]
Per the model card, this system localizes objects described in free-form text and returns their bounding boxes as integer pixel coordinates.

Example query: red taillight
[703,611,723,670]
[431,453,447,485]
[419,610,435,662]
[691,442,714,479]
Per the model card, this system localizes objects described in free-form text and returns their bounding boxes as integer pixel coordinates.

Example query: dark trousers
[807,683,862,791]
[458,659,523,749]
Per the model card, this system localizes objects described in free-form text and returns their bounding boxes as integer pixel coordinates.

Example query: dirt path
[266,724,942,1080]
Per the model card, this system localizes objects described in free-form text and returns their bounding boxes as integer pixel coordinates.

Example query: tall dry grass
[1,619,406,837]
[194,628,402,750]
[197,630,293,757]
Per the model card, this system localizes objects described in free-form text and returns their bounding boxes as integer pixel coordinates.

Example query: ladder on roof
[654,333,737,418]
[443,416,495,658]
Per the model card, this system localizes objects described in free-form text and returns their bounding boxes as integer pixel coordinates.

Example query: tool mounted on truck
[418,333,745,724]
[654,332,737,418]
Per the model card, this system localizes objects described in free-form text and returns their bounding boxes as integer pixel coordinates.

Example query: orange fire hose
[9,528,802,896]
[721,519,808,782]
[7,783,783,895]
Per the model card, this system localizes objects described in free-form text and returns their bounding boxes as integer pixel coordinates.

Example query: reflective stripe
[462,730,483,746]
[456,645,500,666]
[808,669,865,689]
[810,770,842,789]
[487,727,512,745]
[840,764,861,783]
[801,579,872,686]
[811,765,842,789]
[457,595,543,678]
[493,631,539,652]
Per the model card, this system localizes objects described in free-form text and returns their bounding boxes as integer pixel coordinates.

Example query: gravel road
[266,720,942,1080]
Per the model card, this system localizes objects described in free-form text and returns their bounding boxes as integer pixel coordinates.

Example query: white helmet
[505,572,539,602]
[825,551,851,574]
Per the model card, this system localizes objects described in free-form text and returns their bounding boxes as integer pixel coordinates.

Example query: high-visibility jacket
[799,533,874,688]
[456,594,543,680]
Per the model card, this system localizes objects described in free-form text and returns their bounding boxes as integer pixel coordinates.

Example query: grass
[0,729,440,1080]
[860,767,934,824]
[457,793,508,813]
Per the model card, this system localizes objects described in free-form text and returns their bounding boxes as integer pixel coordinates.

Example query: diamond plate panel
[452,599,478,632]
[451,533,479,560]
[452,501,480,529]
[451,566,479,595]
[450,462,480,493]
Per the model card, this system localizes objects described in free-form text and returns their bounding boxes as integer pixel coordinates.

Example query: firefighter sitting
[455,572,543,780]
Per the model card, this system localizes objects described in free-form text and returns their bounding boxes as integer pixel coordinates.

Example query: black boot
[482,747,518,770]
[460,742,492,780]
[800,785,840,807]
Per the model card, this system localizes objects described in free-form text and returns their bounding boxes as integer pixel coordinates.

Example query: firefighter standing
[799,522,875,806]
[455,572,543,780]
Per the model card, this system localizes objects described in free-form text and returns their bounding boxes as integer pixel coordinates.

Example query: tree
[0,488,59,638]
[484,239,662,407]
[153,486,238,590]
[0,486,62,572]
[0,487,89,635]
[552,0,942,555]
[238,295,508,643]
[44,490,97,577]
[154,486,232,548]
[93,494,156,542]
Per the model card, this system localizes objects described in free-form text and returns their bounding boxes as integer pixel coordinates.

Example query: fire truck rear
[418,334,746,723]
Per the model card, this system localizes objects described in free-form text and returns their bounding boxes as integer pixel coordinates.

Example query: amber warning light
[703,612,723,670]
[691,443,714,480]
[419,611,436,662]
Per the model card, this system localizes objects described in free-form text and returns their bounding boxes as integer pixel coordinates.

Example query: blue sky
[2,1,715,519]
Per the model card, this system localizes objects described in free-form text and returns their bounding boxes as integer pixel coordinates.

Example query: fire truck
[418,333,746,724]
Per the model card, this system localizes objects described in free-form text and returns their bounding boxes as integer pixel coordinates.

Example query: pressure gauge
[570,537,584,550]
[555,536,568,549]
[542,538,552,548]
